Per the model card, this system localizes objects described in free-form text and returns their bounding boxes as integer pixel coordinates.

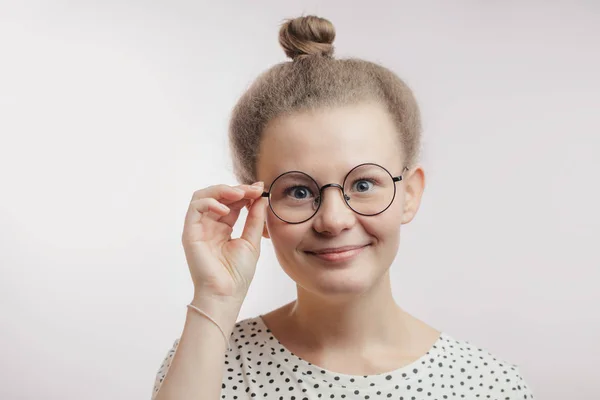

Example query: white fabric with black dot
[152,316,534,399]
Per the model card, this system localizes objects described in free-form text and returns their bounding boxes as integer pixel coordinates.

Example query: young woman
[152,15,534,400]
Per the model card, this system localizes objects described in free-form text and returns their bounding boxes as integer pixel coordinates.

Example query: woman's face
[256,101,424,298]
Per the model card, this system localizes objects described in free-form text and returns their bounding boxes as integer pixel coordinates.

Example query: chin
[311,279,373,297]
[296,263,380,297]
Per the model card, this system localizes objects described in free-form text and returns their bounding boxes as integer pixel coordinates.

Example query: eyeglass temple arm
[393,166,410,182]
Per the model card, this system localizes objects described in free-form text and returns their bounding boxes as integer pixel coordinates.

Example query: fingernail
[251,181,264,187]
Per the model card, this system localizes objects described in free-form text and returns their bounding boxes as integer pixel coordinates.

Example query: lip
[308,245,370,254]
[305,245,369,263]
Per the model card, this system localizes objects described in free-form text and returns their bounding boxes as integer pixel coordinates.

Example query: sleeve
[507,365,535,399]
[151,338,181,400]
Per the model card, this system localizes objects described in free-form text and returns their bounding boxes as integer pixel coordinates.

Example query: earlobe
[401,210,415,224]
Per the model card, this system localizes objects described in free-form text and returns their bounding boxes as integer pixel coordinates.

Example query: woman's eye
[353,180,374,192]
[288,186,312,199]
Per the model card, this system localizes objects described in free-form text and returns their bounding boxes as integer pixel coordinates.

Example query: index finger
[191,184,251,204]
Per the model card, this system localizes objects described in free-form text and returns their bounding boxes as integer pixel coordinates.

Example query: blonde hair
[228,15,422,184]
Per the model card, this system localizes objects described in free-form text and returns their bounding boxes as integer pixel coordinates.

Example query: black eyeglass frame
[261,163,410,224]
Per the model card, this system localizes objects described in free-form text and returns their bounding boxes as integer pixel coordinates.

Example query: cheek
[266,212,304,250]
[361,201,403,239]
[361,219,400,247]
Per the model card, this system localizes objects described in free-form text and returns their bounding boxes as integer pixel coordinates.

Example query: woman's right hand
[181,181,268,303]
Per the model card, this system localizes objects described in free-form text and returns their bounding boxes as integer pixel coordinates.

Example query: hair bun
[279,15,336,61]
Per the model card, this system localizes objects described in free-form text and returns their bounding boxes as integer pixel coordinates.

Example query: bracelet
[187,304,230,350]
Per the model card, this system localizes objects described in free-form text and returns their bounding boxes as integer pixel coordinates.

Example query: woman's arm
[152,297,242,400]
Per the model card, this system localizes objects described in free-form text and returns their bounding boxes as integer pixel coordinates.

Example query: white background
[1,1,598,399]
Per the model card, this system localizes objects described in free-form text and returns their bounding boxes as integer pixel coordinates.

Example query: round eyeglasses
[261,163,409,224]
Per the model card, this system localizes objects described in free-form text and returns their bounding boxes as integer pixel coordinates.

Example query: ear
[401,164,426,225]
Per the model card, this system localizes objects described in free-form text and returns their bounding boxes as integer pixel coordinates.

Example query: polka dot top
[152,315,534,399]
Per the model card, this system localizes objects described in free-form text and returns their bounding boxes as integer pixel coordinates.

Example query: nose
[311,184,356,235]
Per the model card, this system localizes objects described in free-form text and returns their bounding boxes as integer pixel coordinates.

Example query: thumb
[240,189,268,253]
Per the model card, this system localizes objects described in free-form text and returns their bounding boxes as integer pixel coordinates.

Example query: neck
[284,271,409,352]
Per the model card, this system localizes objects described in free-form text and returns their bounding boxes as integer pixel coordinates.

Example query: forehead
[257,102,402,181]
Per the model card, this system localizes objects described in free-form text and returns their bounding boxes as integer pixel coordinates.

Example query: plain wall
[1,1,599,399]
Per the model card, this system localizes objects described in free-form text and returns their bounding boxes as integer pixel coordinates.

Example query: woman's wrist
[189,293,244,334]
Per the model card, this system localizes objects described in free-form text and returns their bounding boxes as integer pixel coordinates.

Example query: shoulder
[227,315,273,351]
[437,331,519,370]
[437,332,534,397]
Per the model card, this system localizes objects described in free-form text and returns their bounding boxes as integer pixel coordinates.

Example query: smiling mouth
[305,244,370,255]
[304,245,370,263]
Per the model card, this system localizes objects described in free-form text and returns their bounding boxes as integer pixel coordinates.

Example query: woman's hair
[228,15,422,184]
